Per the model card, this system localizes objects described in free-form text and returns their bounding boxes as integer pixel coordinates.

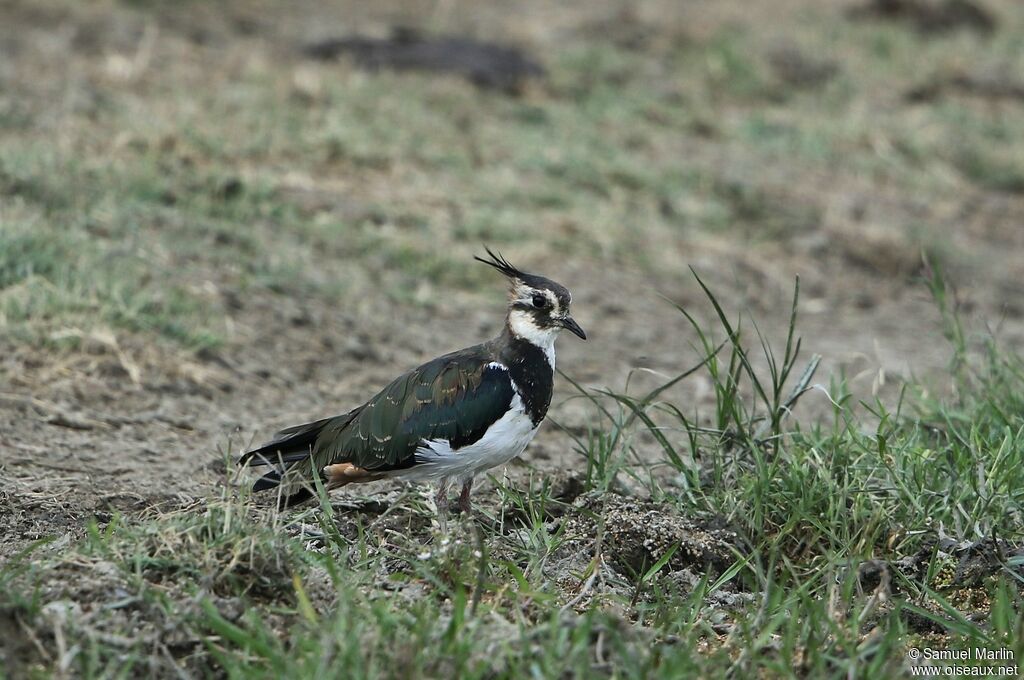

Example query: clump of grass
[562,267,1024,675]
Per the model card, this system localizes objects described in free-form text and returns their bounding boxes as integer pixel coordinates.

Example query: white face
[507,286,564,365]
[508,306,560,347]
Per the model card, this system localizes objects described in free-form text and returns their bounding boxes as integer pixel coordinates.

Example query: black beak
[560,316,587,340]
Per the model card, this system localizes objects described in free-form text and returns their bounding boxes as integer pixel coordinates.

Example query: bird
[238,249,586,528]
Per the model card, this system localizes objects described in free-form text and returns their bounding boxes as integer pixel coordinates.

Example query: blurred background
[2,0,1024,516]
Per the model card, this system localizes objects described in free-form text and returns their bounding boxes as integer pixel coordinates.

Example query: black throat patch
[499,337,554,426]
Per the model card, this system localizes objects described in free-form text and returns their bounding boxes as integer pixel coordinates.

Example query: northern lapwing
[238,249,586,527]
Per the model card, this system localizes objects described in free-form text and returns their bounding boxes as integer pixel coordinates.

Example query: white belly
[393,393,539,482]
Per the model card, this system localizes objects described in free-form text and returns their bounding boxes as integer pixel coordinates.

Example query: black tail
[236,419,329,466]
[238,417,332,469]
[252,469,282,491]
[277,487,315,508]
[240,408,364,508]
[249,468,317,508]
[248,471,317,508]
[239,417,335,507]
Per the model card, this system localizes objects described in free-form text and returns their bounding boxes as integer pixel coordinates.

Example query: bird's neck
[493,320,556,425]
[502,312,557,367]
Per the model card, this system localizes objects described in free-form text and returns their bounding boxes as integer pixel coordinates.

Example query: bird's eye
[531,294,547,309]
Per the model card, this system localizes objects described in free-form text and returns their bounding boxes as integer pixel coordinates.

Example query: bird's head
[476,248,586,346]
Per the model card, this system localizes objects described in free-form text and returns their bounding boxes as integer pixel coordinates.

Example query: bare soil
[3,0,1024,562]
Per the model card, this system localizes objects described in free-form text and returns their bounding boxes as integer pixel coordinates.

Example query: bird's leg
[458,477,474,515]
[435,478,451,533]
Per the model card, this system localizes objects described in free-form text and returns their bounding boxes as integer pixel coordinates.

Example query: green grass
[5,271,1023,678]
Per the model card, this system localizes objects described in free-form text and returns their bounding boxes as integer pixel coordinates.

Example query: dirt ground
[3,0,1024,563]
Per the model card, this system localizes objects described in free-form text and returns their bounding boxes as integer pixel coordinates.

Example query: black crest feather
[474,247,525,279]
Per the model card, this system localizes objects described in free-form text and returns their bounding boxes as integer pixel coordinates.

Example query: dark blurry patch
[856,559,890,592]
[767,46,839,89]
[302,28,544,94]
[906,71,1024,102]
[848,0,996,34]
[956,150,1024,194]
[214,177,244,201]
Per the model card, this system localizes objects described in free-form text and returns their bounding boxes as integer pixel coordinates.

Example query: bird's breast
[409,391,538,477]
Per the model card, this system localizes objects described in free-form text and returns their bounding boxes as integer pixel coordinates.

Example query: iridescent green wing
[311,346,515,471]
